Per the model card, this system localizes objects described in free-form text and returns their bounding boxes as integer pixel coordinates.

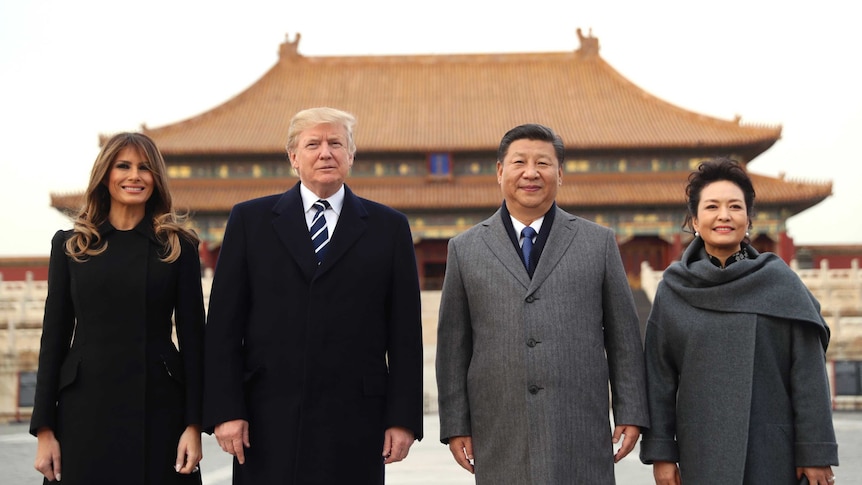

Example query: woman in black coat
[30,132,205,485]
[639,158,838,484]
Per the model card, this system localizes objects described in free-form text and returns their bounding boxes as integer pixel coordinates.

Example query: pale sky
[1,0,860,256]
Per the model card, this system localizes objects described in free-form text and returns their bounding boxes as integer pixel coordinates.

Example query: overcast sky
[1,0,860,256]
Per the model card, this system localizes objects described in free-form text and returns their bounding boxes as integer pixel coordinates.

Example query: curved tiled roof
[51,173,831,214]
[142,35,781,157]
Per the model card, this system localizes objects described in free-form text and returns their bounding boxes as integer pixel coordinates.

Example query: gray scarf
[662,237,829,350]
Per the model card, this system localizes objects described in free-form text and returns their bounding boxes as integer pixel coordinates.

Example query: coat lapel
[529,207,579,292]
[271,182,318,282]
[315,185,367,277]
[480,210,531,289]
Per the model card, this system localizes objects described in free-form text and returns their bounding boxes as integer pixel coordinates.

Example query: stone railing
[2,262,860,419]
[0,270,217,421]
[791,259,862,320]
[0,270,450,421]
[0,273,49,328]
[0,270,214,335]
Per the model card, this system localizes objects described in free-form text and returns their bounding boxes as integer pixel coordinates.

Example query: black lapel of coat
[271,182,318,282]
[315,185,367,276]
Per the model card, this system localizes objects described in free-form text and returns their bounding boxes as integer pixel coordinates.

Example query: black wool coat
[30,221,205,485]
[203,183,424,485]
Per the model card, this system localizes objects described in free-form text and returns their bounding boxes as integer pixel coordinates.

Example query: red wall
[0,258,50,281]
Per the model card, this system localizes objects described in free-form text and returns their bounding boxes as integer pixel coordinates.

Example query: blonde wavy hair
[65,132,198,263]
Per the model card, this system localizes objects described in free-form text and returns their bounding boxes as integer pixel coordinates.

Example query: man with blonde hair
[205,107,423,484]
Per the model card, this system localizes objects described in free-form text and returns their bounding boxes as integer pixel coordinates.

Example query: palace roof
[52,32,831,235]
[140,31,781,158]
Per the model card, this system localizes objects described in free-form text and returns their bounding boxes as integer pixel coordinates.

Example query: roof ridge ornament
[279,32,302,62]
[576,27,600,58]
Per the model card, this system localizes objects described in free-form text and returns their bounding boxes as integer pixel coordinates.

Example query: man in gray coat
[436,123,649,484]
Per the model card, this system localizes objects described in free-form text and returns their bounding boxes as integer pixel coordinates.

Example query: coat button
[525,295,535,303]
[528,385,541,394]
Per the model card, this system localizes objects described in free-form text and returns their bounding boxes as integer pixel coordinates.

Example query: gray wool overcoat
[640,239,838,484]
[436,206,649,484]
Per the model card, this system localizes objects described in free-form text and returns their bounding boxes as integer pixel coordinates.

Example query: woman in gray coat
[640,158,838,485]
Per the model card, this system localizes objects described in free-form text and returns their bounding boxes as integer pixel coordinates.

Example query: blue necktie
[521,226,536,273]
[310,199,331,263]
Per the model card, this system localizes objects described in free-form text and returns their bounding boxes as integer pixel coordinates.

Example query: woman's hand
[798,466,835,485]
[175,425,202,474]
[34,427,62,482]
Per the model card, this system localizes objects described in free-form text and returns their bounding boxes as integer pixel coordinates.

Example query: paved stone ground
[4,411,861,484]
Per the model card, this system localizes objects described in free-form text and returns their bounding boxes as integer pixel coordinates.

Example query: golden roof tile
[139,35,781,158]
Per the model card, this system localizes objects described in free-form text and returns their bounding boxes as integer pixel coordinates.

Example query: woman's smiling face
[105,146,154,211]
[693,180,749,261]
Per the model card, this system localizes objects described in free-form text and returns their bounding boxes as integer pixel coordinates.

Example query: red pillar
[669,233,683,264]
[777,231,795,263]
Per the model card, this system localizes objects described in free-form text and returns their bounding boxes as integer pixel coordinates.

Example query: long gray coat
[640,239,838,483]
[436,206,649,484]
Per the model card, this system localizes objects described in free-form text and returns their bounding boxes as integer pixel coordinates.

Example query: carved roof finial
[279,32,302,61]
[576,27,600,58]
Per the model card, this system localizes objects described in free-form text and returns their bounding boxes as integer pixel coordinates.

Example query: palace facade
[51,30,832,289]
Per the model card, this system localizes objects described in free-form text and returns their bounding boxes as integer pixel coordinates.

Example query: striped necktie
[310,199,331,263]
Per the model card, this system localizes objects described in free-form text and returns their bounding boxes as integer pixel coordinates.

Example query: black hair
[497,124,565,164]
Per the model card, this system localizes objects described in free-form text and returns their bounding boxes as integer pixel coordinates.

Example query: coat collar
[529,207,578,291]
[97,214,160,245]
[480,205,579,293]
[480,210,530,288]
[271,182,368,282]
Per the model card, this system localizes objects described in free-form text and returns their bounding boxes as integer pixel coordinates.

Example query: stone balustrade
[1,260,860,420]
[4,260,858,352]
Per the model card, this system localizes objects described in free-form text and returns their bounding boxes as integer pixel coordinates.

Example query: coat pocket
[160,352,186,384]
[57,357,81,393]
[242,365,264,387]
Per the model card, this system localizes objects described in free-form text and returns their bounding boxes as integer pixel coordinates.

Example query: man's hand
[653,461,681,485]
[382,426,415,464]
[447,435,475,474]
[612,425,640,463]
[214,419,250,464]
